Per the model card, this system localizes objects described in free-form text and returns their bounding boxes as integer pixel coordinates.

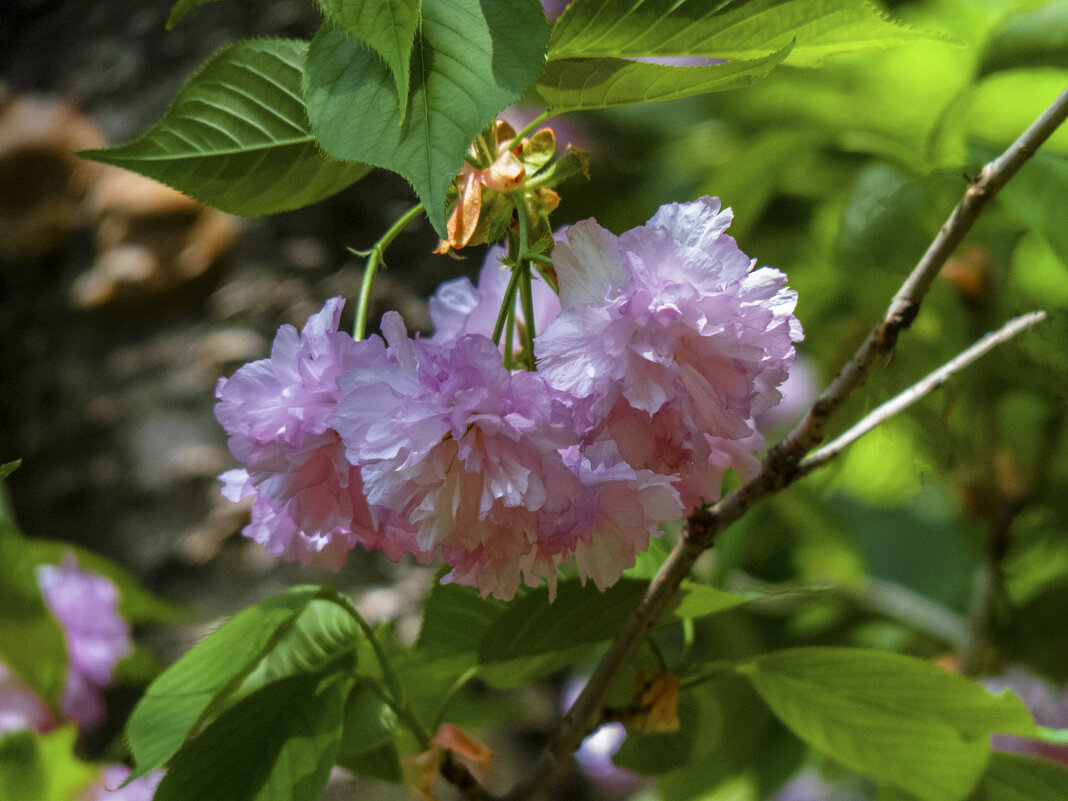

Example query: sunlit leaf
[302,0,549,236]
[548,0,939,66]
[154,672,345,801]
[745,648,1036,801]
[125,585,324,778]
[533,46,791,114]
[81,39,371,216]
[315,0,420,119]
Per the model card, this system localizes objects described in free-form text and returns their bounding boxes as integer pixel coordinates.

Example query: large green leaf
[335,678,401,777]
[478,578,744,662]
[532,47,791,114]
[224,595,360,706]
[316,0,420,120]
[125,585,326,778]
[154,672,345,801]
[547,0,935,67]
[0,728,97,801]
[302,0,549,236]
[744,648,1037,801]
[80,39,371,216]
[415,581,507,657]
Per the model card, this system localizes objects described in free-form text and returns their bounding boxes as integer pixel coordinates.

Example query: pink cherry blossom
[0,661,55,735]
[36,557,131,730]
[215,298,426,569]
[535,196,802,509]
[333,313,679,599]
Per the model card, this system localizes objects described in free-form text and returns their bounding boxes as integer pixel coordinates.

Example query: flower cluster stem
[352,203,425,341]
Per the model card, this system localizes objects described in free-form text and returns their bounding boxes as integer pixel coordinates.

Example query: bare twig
[798,311,1047,475]
[503,87,1068,801]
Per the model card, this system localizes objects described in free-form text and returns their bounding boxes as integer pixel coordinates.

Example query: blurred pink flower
[36,557,131,730]
[76,765,164,801]
[0,662,55,735]
[215,298,425,569]
[536,196,802,509]
[984,668,1068,767]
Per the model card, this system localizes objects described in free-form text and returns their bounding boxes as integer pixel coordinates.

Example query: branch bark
[500,86,1068,801]
[797,311,1047,475]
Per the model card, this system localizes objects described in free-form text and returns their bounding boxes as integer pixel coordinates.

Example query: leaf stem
[337,595,431,748]
[508,110,553,150]
[352,203,425,340]
[515,200,538,371]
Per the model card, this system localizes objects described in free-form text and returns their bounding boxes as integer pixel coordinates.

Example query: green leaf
[0,460,20,482]
[478,578,744,662]
[315,0,420,121]
[532,46,791,114]
[302,0,549,237]
[0,728,97,801]
[80,39,371,216]
[166,0,223,29]
[225,595,360,706]
[834,164,962,276]
[744,648,1037,801]
[970,752,1068,800]
[125,585,325,778]
[415,581,507,658]
[154,672,345,801]
[548,0,936,67]
[336,679,399,765]
[0,527,67,706]
[980,2,1068,77]
[340,741,403,783]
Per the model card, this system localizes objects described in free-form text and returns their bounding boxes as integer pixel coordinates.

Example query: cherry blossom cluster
[215,197,802,600]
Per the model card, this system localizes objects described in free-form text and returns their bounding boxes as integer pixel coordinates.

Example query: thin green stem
[352,203,425,340]
[508,109,553,150]
[515,202,538,371]
[432,666,479,732]
[491,268,523,346]
[504,301,516,371]
[339,598,431,748]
